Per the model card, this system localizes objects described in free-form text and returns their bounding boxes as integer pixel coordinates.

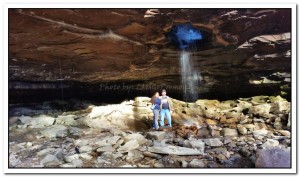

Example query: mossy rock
[269,95,286,102]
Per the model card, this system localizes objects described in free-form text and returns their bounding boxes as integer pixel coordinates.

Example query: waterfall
[167,23,204,102]
[180,51,200,102]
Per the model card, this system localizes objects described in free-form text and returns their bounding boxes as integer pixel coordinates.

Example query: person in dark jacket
[151,92,161,130]
[159,89,173,127]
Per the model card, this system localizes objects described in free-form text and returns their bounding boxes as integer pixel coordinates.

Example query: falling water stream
[180,51,200,102]
[168,23,203,102]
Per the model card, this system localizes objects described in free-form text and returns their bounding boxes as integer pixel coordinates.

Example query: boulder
[181,160,189,168]
[239,116,249,124]
[249,104,271,116]
[97,146,115,153]
[64,154,79,163]
[53,148,63,159]
[277,101,290,112]
[29,116,55,128]
[222,128,238,137]
[113,138,124,149]
[88,105,116,118]
[75,139,89,147]
[37,148,57,157]
[222,117,240,124]
[111,128,127,137]
[39,125,68,139]
[274,121,282,130]
[196,100,221,118]
[40,154,60,167]
[72,159,83,167]
[79,145,93,153]
[253,118,265,123]
[252,129,268,137]
[216,154,228,161]
[124,133,147,145]
[254,123,268,130]
[250,96,269,105]
[207,161,219,168]
[79,153,93,161]
[239,147,252,157]
[148,145,203,155]
[224,111,243,120]
[236,100,252,111]
[56,115,78,126]
[154,163,165,168]
[197,127,210,138]
[206,119,217,125]
[101,151,123,160]
[117,139,139,152]
[182,140,192,148]
[82,105,134,129]
[95,136,121,147]
[96,157,113,167]
[208,147,231,159]
[60,163,75,168]
[224,154,255,168]
[146,131,166,141]
[80,116,112,129]
[18,116,32,125]
[9,153,22,167]
[25,142,33,148]
[269,95,286,103]
[143,151,162,159]
[255,147,290,167]
[126,150,144,163]
[162,155,181,168]
[261,139,279,149]
[244,124,256,131]
[69,127,83,136]
[219,100,236,110]
[203,138,223,147]
[237,124,247,135]
[276,130,290,137]
[189,159,206,168]
[196,99,220,108]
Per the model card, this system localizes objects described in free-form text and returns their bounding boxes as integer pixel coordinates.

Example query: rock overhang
[8,8,291,101]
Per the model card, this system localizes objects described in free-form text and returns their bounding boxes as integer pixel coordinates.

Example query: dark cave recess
[8,81,290,105]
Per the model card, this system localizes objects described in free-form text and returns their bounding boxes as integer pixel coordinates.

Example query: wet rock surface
[9,96,291,168]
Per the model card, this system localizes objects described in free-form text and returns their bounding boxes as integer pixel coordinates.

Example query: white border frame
[3,3,297,174]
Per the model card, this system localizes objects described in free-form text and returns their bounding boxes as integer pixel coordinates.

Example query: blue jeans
[152,109,160,129]
[160,109,172,127]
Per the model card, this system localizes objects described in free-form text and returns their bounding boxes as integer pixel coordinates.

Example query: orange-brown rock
[9,9,291,102]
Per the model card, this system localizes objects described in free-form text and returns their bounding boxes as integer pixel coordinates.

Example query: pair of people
[150,89,173,130]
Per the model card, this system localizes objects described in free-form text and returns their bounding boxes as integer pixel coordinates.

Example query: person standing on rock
[151,92,161,130]
[159,89,174,127]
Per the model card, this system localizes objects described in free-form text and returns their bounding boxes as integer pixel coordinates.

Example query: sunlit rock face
[8,96,291,167]
[9,9,291,102]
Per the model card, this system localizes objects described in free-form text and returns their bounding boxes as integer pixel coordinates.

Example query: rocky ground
[8,95,291,168]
